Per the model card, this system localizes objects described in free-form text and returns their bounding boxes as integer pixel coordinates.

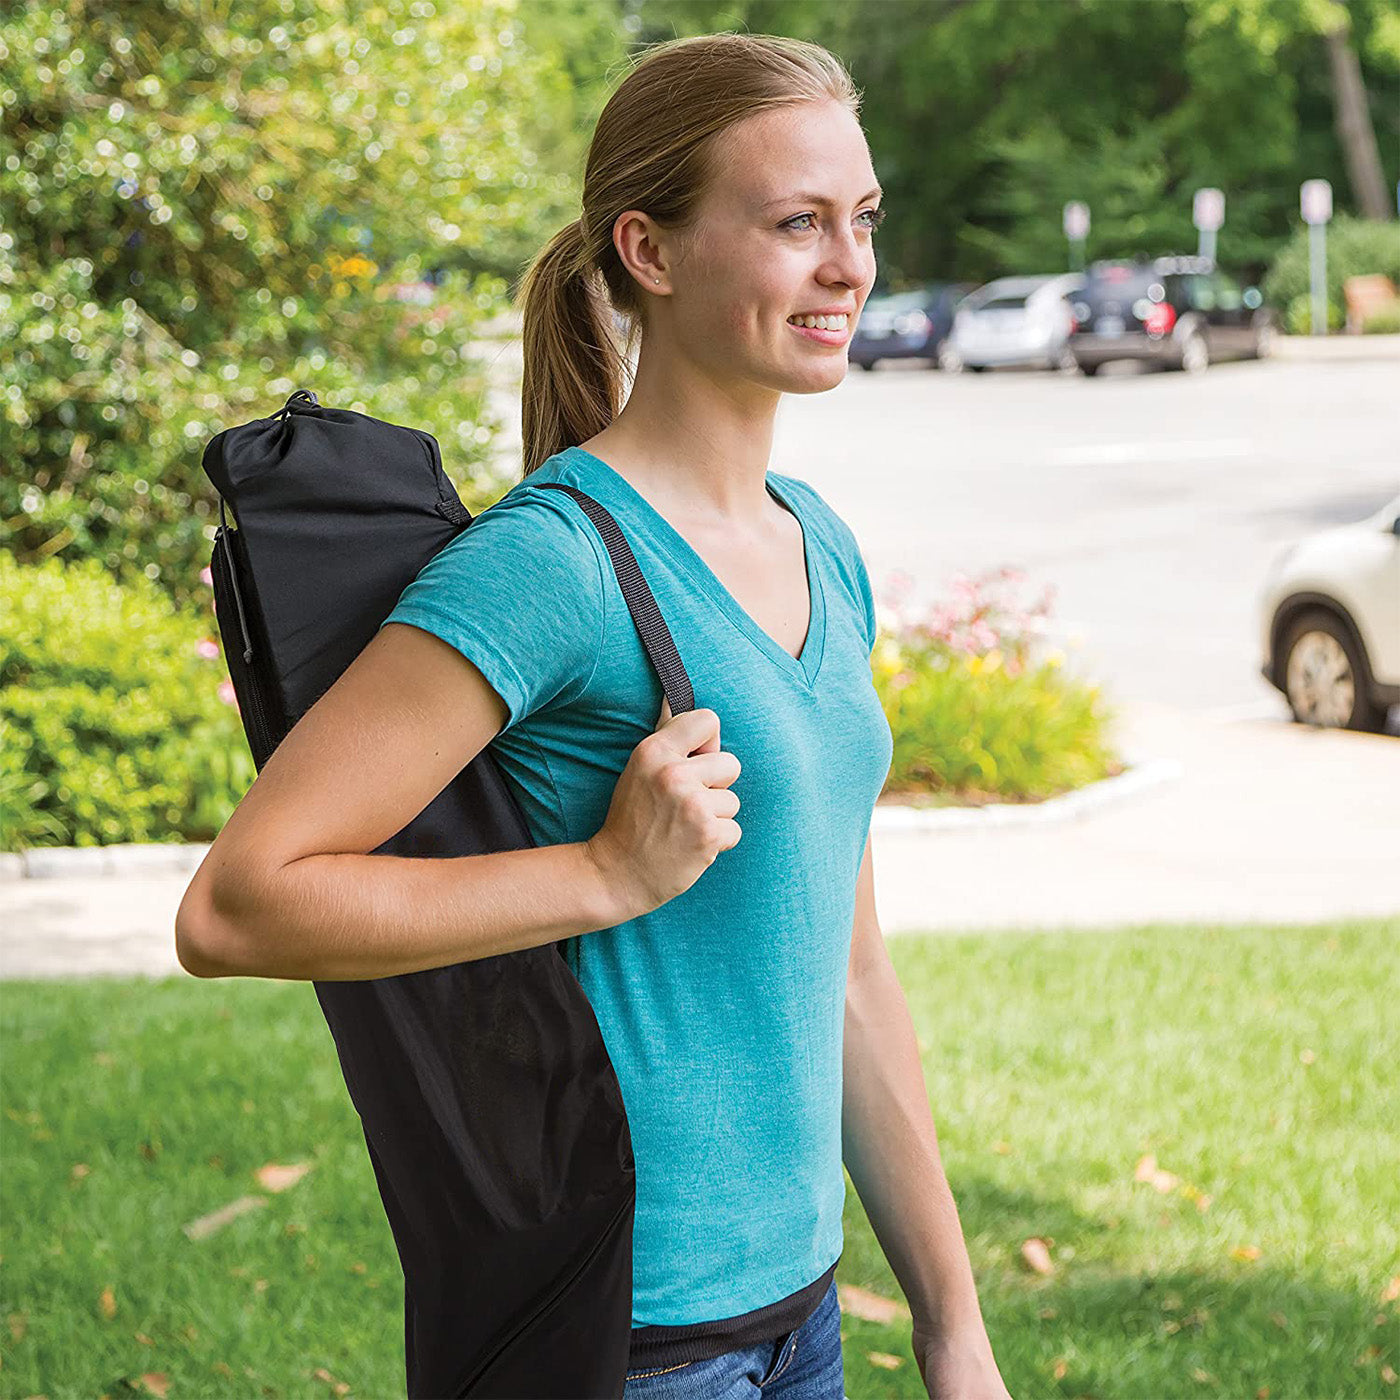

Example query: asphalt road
[774,350,1398,714]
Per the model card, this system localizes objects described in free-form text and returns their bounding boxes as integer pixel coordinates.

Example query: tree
[1,0,625,608]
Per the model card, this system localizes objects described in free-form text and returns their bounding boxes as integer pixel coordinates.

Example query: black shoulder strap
[531,481,696,718]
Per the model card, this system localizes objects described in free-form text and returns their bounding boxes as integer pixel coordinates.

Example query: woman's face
[648,99,882,397]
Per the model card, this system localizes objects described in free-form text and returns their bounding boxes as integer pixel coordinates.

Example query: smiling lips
[786,311,851,344]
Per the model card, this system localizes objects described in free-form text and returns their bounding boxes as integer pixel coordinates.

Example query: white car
[939,273,1084,373]
[1259,494,1400,732]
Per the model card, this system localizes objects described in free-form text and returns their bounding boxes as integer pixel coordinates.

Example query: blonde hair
[514,32,860,476]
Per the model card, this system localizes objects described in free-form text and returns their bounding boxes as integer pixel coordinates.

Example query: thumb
[655,694,673,730]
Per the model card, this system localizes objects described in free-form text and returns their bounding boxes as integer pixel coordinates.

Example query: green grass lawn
[2,918,1396,1399]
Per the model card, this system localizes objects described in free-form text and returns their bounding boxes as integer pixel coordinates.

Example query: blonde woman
[178,31,1009,1400]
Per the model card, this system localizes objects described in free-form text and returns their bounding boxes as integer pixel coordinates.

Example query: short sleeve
[377,485,606,731]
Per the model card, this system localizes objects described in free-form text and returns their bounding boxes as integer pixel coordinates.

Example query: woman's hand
[911,1317,1012,1400]
[585,697,742,917]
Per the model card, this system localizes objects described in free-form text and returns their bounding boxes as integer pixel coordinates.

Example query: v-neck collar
[556,445,827,690]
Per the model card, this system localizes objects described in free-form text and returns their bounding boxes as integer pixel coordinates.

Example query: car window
[1185,274,1216,312]
[875,291,934,312]
[976,294,1031,311]
[1081,268,1155,309]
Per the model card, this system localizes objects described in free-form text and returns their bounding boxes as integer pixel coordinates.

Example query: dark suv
[1068,256,1276,375]
[849,281,977,370]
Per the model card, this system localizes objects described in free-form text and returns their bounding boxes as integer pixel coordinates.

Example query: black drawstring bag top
[200,388,697,1398]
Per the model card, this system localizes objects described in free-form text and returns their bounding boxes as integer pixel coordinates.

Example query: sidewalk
[871,698,1400,935]
[1,699,1396,980]
[1272,331,1400,362]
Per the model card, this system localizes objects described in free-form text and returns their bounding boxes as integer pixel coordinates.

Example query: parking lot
[779,343,1399,717]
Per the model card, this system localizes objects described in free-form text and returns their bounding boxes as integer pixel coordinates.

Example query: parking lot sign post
[1063,201,1090,272]
[1301,179,1333,336]
[1193,187,1224,266]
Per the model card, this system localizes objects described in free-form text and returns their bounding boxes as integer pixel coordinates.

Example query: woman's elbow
[175,875,251,979]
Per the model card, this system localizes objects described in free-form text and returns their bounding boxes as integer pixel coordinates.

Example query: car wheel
[968,363,988,373]
[938,344,964,373]
[857,360,876,372]
[1179,332,1209,374]
[1054,346,1078,373]
[1251,323,1276,360]
[1279,608,1387,732]
[1077,361,1101,377]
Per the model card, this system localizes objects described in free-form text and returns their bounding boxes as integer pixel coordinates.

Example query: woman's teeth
[787,313,848,330]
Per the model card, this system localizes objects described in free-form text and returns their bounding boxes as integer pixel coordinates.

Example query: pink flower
[217,680,239,711]
[196,637,220,659]
[200,565,214,586]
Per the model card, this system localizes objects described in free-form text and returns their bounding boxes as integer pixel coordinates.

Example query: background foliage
[629,0,1399,289]
[1,0,626,609]
[0,552,253,848]
[3,0,1395,847]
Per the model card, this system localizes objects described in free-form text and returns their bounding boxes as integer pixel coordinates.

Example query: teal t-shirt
[379,444,893,1326]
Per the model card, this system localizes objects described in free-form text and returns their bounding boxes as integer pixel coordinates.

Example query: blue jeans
[622,1278,846,1399]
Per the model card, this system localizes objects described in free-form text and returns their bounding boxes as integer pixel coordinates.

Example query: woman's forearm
[177,839,630,980]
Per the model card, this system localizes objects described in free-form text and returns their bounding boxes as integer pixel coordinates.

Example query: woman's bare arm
[174,621,634,981]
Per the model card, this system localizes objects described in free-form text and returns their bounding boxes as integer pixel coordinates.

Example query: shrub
[1284,293,1346,335]
[0,555,254,850]
[1263,216,1400,322]
[871,567,1121,804]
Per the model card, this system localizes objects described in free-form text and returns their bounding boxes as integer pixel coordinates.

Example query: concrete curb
[0,842,212,882]
[0,755,1182,879]
[1273,332,1400,362]
[870,754,1182,831]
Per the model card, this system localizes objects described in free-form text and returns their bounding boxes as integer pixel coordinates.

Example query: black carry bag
[200,388,698,1398]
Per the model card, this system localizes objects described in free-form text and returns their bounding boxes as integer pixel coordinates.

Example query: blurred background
[2,2,1398,1397]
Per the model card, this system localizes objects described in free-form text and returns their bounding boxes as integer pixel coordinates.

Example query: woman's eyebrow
[760,186,883,209]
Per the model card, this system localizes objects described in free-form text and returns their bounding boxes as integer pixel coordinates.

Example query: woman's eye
[782,208,887,233]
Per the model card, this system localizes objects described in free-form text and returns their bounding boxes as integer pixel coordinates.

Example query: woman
[178,31,1009,1400]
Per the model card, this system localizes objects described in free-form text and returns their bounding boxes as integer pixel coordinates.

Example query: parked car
[938,273,1084,373]
[1259,493,1400,732]
[1069,256,1276,375]
[849,281,977,370]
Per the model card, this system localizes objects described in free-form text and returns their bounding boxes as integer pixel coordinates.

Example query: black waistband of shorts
[627,1258,838,1369]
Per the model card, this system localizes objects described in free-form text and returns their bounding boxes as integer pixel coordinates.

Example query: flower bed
[871,566,1122,806]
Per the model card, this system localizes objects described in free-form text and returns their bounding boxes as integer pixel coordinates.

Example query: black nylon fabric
[198,389,699,1398]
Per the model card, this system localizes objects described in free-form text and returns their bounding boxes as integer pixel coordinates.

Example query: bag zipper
[211,514,281,763]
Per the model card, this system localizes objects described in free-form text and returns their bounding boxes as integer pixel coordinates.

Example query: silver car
[940,273,1085,373]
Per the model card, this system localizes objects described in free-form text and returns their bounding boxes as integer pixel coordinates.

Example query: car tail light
[1143,301,1177,336]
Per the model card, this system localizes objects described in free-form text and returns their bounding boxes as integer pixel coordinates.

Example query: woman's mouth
[786,312,850,345]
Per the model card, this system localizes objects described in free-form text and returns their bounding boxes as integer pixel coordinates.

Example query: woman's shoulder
[441,474,608,565]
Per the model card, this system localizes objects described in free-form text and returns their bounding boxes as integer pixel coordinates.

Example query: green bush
[2,1,616,613]
[0,555,254,850]
[870,568,1121,803]
[1263,216,1400,321]
[1284,292,1346,335]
